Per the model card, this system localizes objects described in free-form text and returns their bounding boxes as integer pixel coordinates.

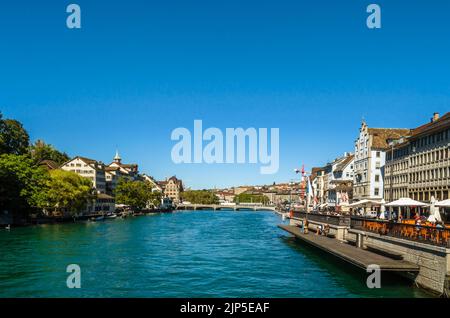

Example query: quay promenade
[280,211,450,297]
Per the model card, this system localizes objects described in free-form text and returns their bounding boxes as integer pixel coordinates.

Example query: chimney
[432,112,440,122]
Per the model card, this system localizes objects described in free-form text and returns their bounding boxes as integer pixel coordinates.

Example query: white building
[60,156,115,214]
[105,150,139,194]
[353,121,410,202]
[141,173,162,192]
[324,153,354,210]
[61,156,106,193]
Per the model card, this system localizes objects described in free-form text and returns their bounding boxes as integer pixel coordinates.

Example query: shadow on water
[278,234,433,298]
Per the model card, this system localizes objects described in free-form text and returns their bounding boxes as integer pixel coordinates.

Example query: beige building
[158,176,183,204]
[385,112,450,202]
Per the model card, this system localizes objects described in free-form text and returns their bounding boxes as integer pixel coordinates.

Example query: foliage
[181,190,219,204]
[115,178,153,210]
[30,140,70,165]
[40,169,94,215]
[233,193,269,204]
[0,113,30,155]
[148,190,162,208]
[0,154,49,215]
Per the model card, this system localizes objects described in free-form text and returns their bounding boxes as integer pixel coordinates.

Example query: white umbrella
[379,199,386,219]
[348,199,381,207]
[429,196,442,223]
[436,199,450,207]
[385,198,429,207]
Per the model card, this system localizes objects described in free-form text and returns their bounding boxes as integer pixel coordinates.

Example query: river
[0,210,429,297]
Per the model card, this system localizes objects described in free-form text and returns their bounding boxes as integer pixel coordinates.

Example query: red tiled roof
[410,112,450,138]
[368,128,411,149]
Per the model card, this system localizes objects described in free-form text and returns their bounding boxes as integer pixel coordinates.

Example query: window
[375,175,380,182]
[376,151,381,158]
[374,188,379,196]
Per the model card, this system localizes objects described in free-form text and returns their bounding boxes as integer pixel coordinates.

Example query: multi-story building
[105,151,139,194]
[61,156,107,193]
[60,156,115,214]
[311,167,326,205]
[140,174,162,192]
[322,153,354,210]
[158,176,183,204]
[353,121,411,202]
[385,112,450,202]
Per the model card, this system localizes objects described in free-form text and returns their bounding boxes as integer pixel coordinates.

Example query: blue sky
[1,0,449,189]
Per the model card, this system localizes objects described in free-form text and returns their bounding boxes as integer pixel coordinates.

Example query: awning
[436,199,450,207]
[385,198,429,207]
[348,199,381,207]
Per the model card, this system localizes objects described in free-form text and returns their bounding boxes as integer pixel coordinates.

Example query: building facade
[321,153,354,210]
[158,176,183,204]
[353,121,410,202]
[105,151,139,194]
[385,112,450,202]
[61,156,106,193]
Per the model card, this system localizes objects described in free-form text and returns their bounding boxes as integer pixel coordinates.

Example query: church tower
[114,149,122,164]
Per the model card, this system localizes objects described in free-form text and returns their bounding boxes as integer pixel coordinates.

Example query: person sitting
[316,224,323,235]
[323,224,330,236]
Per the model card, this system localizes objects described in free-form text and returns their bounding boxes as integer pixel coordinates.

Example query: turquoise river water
[0,210,430,297]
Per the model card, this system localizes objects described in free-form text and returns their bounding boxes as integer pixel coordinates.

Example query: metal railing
[350,217,450,247]
[293,211,350,226]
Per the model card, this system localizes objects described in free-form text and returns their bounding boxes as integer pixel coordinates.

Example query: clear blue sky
[1,0,449,189]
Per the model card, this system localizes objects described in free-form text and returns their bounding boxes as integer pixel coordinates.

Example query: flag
[307,176,314,200]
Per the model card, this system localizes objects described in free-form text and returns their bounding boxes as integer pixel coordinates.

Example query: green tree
[115,178,152,211]
[233,193,269,205]
[30,139,70,165]
[0,113,30,155]
[181,190,219,204]
[0,154,49,217]
[40,169,94,215]
[148,190,162,208]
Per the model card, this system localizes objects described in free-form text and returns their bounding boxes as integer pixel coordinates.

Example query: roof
[105,166,120,172]
[368,128,411,149]
[39,160,60,170]
[61,156,100,168]
[97,193,115,200]
[76,156,98,164]
[334,155,354,172]
[410,112,450,138]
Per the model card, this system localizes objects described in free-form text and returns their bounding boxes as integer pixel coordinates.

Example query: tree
[148,191,162,208]
[0,114,30,155]
[115,178,152,211]
[0,154,49,218]
[233,193,269,205]
[181,190,219,204]
[30,139,70,165]
[40,169,94,215]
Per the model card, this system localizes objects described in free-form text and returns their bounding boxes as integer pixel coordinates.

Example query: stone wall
[346,230,450,296]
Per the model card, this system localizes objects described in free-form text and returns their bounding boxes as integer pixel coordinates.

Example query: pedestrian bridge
[176,204,276,211]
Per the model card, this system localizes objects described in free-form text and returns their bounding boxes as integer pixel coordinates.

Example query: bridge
[176,203,277,212]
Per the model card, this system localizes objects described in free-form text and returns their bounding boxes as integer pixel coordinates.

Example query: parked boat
[90,216,105,222]
[105,213,117,220]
